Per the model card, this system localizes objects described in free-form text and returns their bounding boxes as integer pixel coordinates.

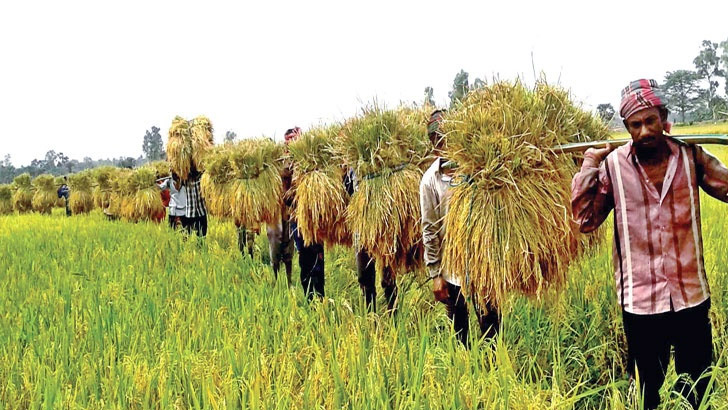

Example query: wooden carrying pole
[553,134,728,153]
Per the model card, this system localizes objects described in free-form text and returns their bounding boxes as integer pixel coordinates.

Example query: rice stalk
[31,174,57,214]
[0,184,12,214]
[11,173,33,213]
[68,171,94,214]
[441,80,607,307]
[289,124,351,247]
[190,116,214,171]
[167,116,193,181]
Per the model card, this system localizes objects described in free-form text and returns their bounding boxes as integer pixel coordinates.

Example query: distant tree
[448,69,470,108]
[2,154,11,168]
[596,103,616,124]
[424,86,435,107]
[663,70,701,123]
[694,40,725,121]
[472,77,486,90]
[118,157,136,169]
[721,38,728,96]
[142,126,164,160]
[224,130,238,143]
[43,150,58,169]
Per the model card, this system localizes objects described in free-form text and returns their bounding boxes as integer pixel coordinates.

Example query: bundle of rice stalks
[289,124,351,247]
[127,166,164,222]
[167,116,193,181]
[11,173,33,213]
[92,167,117,209]
[0,185,12,215]
[149,160,171,180]
[228,138,284,227]
[31,174,57,214]
[338,104,430,276]
[441,80,608,307]
[107,169,131,218]
[200,145,235,219]
[190,116,214,171]
[68,171,94,214]
[54,176,66,207]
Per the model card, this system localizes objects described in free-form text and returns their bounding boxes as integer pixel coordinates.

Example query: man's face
[625,107,666,150]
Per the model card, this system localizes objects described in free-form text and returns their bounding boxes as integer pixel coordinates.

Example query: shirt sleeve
[695,145,728,203]
[419,175,442,278]
[571,154,614,233]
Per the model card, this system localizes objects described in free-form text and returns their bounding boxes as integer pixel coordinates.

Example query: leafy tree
[142,126,164,160]
[472,77,486,90]
[721,38,728,96]
[448,69,469,108]
[424,87,435,107]
[663,70,701,123]
[224,130,238,143]
[694,40,725,120]
[118,157,136,169]
[596,103,616,124]
[2,154,11,168]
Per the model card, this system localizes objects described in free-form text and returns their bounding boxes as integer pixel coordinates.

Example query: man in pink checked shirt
[571,79,728,409]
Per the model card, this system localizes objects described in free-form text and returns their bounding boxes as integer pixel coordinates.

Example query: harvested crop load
[11,173,33,213]
[200,145,235,219]
[338,105,431,276]
[68,171,94,214]
[31,174,57,214]
[289,124,351,247]
[108,169,131,218]
[149,160,171,180]
[167,116,193,181]
[127,166,164,222]
[190,116,214,171]
[0,185,12,214]
[92,167,117,210]
[228,138,284,228]
[441,80,608,307]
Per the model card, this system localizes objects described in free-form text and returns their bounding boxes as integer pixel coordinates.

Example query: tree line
[597,38,728,125]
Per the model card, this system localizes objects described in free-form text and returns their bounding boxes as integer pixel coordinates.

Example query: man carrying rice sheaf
[572,79,728,409]
[283,127,326,300]
[183,166,208,237]
[420,110,500,347]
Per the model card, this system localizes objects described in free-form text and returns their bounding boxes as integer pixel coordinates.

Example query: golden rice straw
[190,116,214,171]
[68,171,94,214]
[11,173,33,213]
[108,169,131,218]
[200,145,235,219]
[228,138,284,228]
[441,80,607,307]
[92,167,117,210]
[0,185,13,215]
[337,104,432,276]
[130,167,164,222]
[31,174,57,214]
[289,124,351,247]
[166,116,193,181]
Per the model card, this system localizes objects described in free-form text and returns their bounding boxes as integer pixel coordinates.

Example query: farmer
[57,176,71,217]
[183,166,208,237]
[157,171,187,230]
[420,109,500,347]
[572,79,728,409]
[283,127,325,300]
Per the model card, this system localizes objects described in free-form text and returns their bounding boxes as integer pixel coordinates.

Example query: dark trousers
[183,215,208,237]
[356,249,397,313]
[291,221,324,300]
[168,215,187,230]
[441,282,500,348]
[623,299,712,409]
[237,226,257,258]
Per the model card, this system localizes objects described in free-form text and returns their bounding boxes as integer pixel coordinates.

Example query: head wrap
[619,79,667,120]
[284,127,301,144]
[427,110,445,137]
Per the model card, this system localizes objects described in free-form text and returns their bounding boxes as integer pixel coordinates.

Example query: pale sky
[1,0,726,167]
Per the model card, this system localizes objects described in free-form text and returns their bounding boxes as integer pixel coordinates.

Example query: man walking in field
[420,110,500,347]
[183,166,208,237]
[572,79,728,409]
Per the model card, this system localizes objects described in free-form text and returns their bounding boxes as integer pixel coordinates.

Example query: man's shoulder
[420,159,440,188]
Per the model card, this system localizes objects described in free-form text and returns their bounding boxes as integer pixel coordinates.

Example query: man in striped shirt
[572,79,728,409]
[183,166,208,237]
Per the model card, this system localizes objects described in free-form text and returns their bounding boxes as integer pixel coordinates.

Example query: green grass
[0,124,727,409]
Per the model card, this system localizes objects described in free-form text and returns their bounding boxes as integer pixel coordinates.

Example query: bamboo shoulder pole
[553,134,728,154]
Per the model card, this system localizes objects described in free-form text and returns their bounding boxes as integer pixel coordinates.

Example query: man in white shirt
[420,110,499,347]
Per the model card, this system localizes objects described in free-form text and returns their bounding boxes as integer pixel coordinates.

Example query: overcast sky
[1,0,726,166]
